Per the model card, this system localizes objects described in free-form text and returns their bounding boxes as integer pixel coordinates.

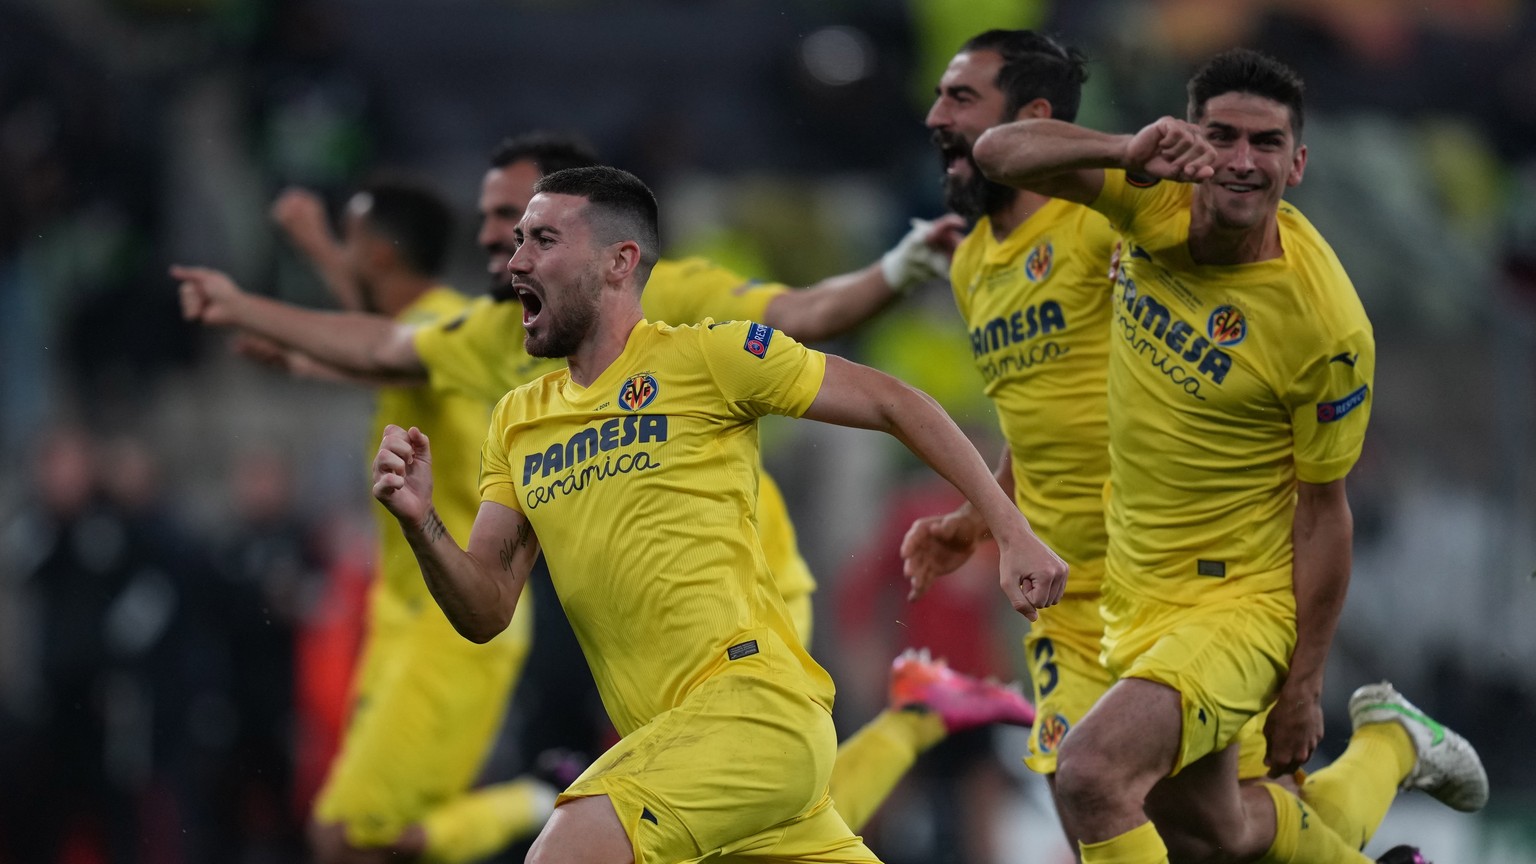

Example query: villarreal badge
[618,374,659,411]
[1024,242,1054,283]
[1036,713,1071,754]
[1207,304,1247,347]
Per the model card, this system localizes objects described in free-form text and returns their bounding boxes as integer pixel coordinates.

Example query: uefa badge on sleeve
[743,322,774,358]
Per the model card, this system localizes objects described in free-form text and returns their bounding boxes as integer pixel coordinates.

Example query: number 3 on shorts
[1032,637,1059,697]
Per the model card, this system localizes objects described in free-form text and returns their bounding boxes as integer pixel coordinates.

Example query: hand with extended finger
[372,424,435,526]
[1124,116,1215,183]
[900,507,986,601]
[996,530,1068,621]
[170,264,246,327]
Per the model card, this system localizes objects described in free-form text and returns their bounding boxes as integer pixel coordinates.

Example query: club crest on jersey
[618,374,658,411]
[1317,384,1368,423]
[1207,305,1247,347]
[743,322,774,358]
[1024,242,1054,282]
[1037,713,1070,754]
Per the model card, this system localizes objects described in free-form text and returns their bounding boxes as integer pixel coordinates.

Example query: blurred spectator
[832,474,1019,864]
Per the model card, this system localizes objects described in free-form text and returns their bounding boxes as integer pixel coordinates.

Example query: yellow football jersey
[413,257,789,405]
[479,319,834,736]
[373,287,493,608]
[413,258,815,600]
[1092,171,1374,605]
[951,200,1116,593]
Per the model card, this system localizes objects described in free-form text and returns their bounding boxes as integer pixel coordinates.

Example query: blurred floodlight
[800,26,873,87]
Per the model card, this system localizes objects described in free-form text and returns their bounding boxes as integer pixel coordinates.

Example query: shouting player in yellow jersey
[903,30,1306,857]
[370,165,1068,864]
[175,132,1036,854]
[973,48,1487,864]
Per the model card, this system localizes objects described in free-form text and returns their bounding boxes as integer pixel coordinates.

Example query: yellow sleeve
[477,395,524,514]
[697,320,827,419]
[644,257,791,325]
[1284,327,1375,484]
[412,296,511,404]
[1091,169,1185,235]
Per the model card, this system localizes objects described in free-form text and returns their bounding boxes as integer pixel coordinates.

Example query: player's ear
[608,239,643,284]
[1013,97,1052,123]
[1287,143,1307,188]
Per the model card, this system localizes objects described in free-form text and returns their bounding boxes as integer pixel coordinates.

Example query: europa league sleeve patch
[742,322,774,358]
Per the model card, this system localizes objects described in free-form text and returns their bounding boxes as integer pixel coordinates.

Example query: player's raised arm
[802,355,1067,619]
[972,116,1217,205]
[171,264,425,379]
[371,424,537,643]
[270,187,365,312]
[760,215,965,343]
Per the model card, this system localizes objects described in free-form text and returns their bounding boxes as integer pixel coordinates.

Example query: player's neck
[1187,206,1283,266]
[988,188,1052,241]
[567,297,643,388]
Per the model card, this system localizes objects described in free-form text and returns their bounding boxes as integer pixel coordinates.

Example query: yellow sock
[1301,722,1415,849]
[419,778,557,864]
[1259,782,1372,864]
[1080,820,1168,864]
[828,708,946,833]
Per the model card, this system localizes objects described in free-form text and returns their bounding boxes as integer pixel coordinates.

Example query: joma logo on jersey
[618,374,658,411]
[1119,278,1232,386]
[1024,242,1053,282]
[522,414,668,484]
[1207,305,1247,347]
[970,301,1066,358]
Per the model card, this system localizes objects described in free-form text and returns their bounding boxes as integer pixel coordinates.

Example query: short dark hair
[534,166,660,281]
[959,30,1088,122]
[490,131,601,174]
[353,178,454,276]
[1187,48,1306,138]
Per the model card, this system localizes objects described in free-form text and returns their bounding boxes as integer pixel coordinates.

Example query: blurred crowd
[2,1,1535,862]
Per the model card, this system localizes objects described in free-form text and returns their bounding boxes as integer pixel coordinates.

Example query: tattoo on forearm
[421,508,446,543]
[516,521,531,549]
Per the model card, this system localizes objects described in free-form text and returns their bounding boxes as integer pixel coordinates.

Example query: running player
[173,133,1034,842]
[971,48,1487,864]
[369,164,1068,864]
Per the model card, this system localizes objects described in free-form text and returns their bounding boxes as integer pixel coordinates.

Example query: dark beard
[524,287,598,359]
[942,156,1019,222]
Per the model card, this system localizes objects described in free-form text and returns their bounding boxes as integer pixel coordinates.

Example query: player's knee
[1054,734,1133,820]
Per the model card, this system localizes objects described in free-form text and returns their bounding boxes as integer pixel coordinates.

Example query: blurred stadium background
[1,0,1534,862]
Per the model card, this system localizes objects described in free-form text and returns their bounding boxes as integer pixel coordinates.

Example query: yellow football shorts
[558,673,879,864]
[1101,582,1296,775]
[313,584,532,847]
[1022,583,1113,775]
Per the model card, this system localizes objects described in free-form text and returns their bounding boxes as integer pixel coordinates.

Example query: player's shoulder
[1278,202,1371,334]
[398,285,474,325]
[491,366,568,421]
